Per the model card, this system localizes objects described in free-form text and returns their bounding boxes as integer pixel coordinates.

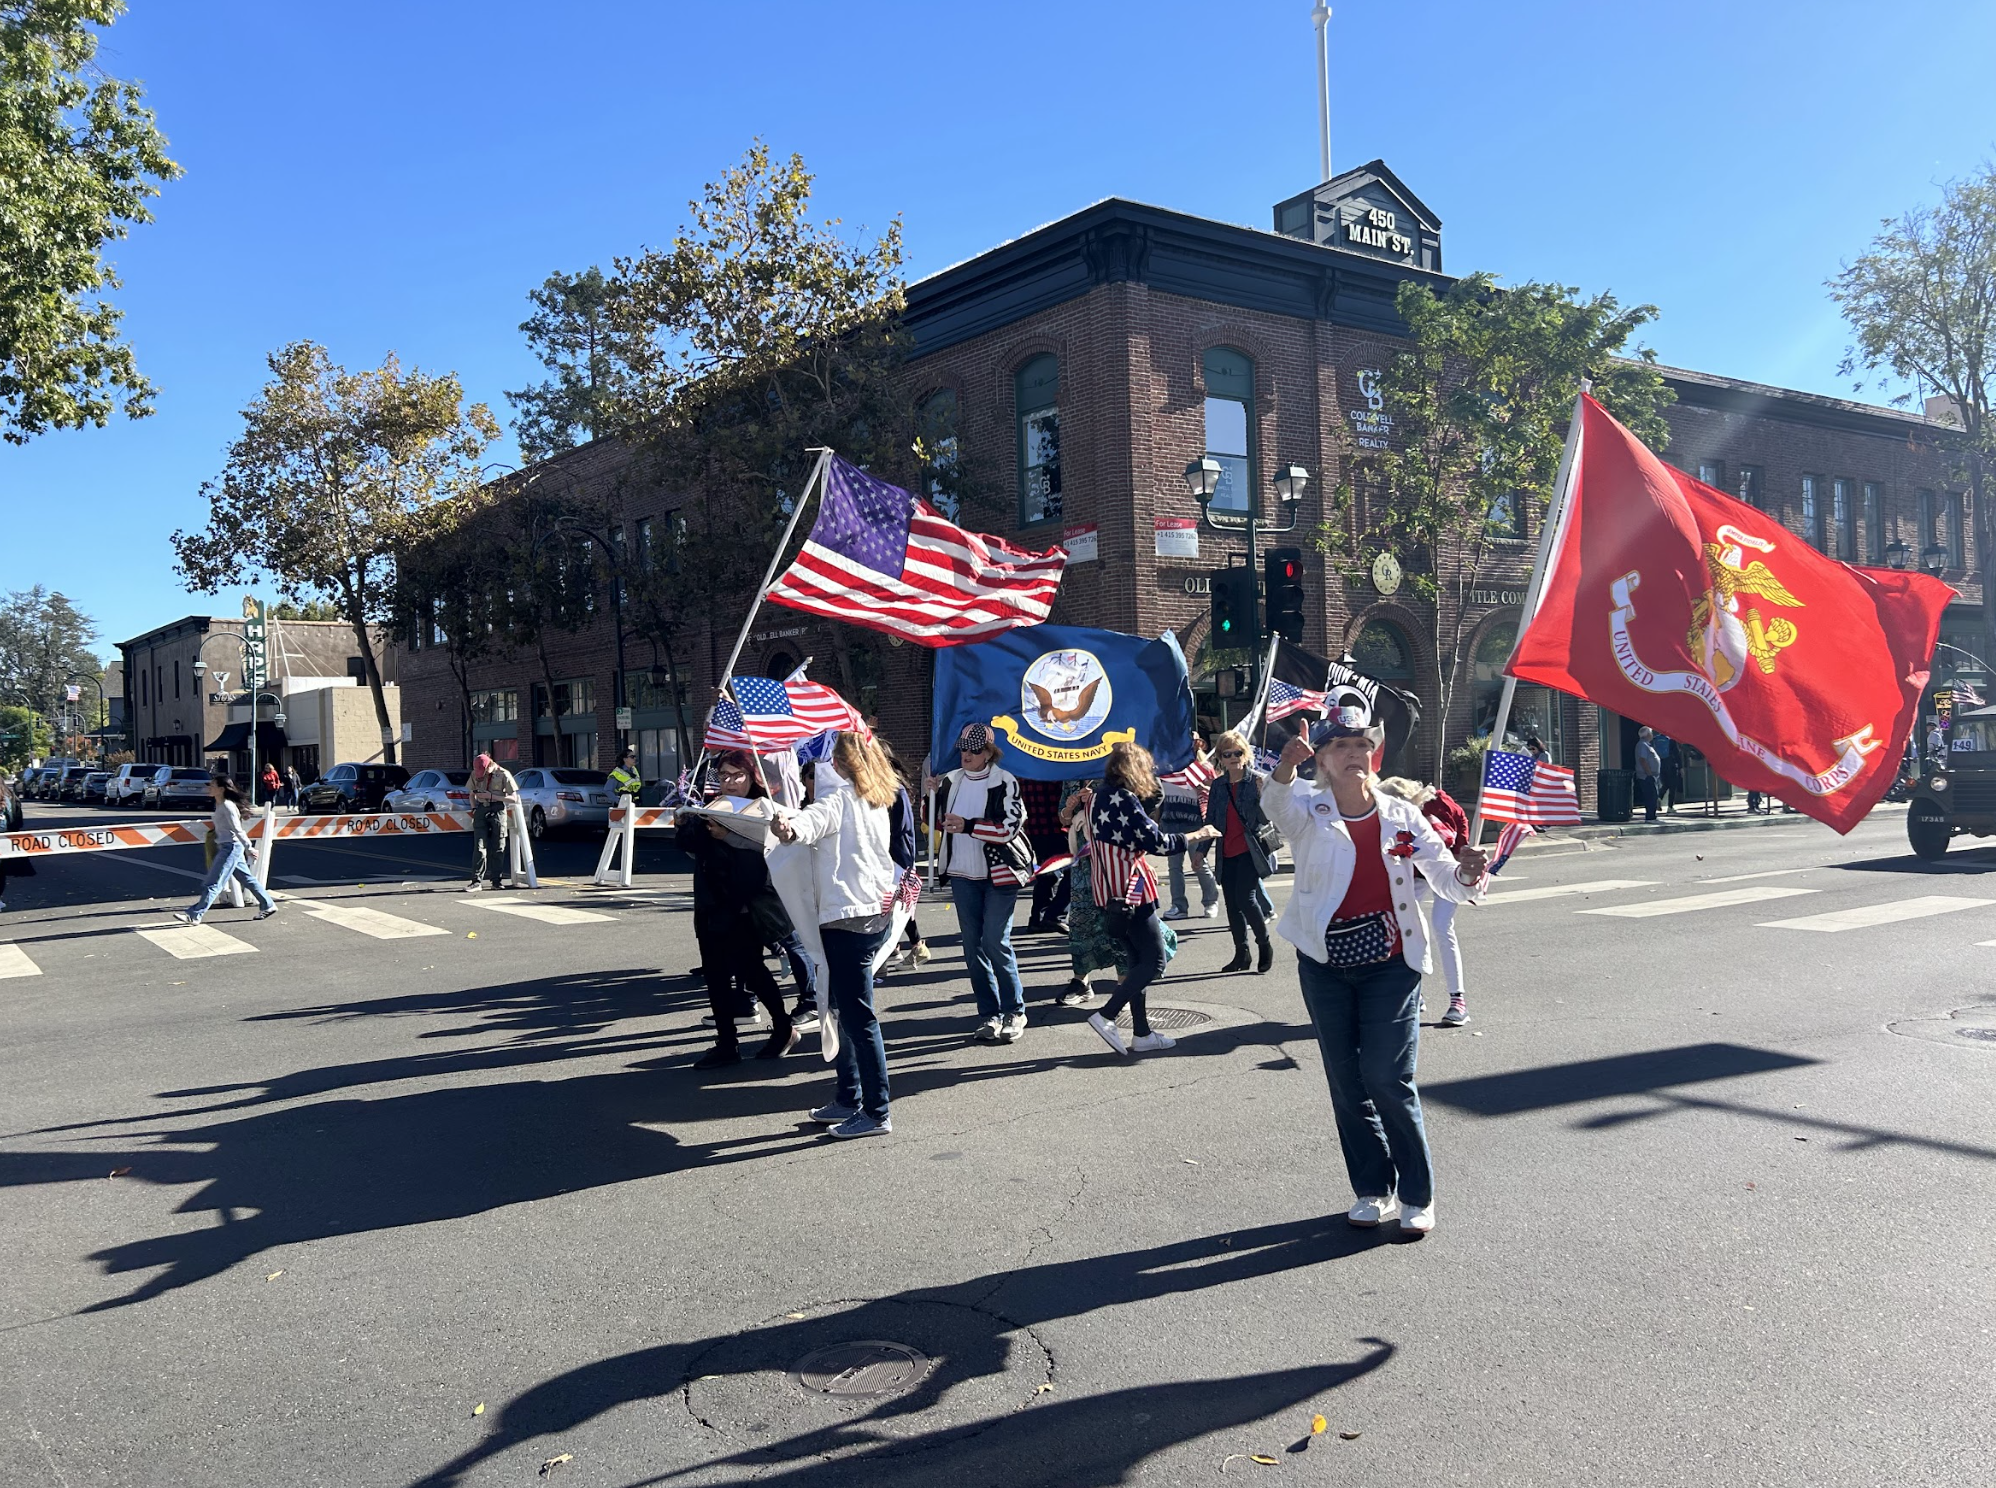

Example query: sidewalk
[1504,797,1909,847]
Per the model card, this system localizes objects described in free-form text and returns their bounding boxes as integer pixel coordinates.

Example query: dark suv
[298,762,411,814]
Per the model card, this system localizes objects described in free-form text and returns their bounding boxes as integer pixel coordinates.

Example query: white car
[382,769,473,814]
[105,763,164,809]
[513,767,615,838]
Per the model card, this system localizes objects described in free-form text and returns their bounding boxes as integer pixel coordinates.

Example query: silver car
[513,767,614,838]
[382,768,473,814]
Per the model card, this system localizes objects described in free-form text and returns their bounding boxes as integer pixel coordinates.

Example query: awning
[203,721,289,753]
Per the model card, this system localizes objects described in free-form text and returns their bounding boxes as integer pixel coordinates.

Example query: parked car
[55,764,96,802]
[513,767,615,838]
[34,760,80,800]
[382,769,472,814]
[147,768,213,813]
[80,770,113,804]
[298,762,411,814]
[105,763,160,809]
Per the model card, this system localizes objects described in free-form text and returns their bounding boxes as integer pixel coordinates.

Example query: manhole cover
[1887,1003,1996,1047]
[1958,1026,1996,1043]
[1115,1005,1213,1031]
[789,1341,931,1399]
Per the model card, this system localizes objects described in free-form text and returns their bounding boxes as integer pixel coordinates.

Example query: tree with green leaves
[269,598,340,620]
[0,702,53,769]
[504,267,630,463]
[0,584,101,724]
[1832,165,1996,666]
[172,341,499,764]
[1320,273,1674,760]
[1,0,180,444]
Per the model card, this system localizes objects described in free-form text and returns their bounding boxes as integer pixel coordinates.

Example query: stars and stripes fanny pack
[1322,912,1400,968]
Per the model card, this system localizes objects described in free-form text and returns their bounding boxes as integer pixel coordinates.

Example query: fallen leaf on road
[466,932,477,938]
[473,1402,485,1416]
[1249,1454,1278,1465]
[1339,1430,1361,1440]
[1183,1158,1200,1165]
[107,1167,131,1178]
[1222,1455,1246,1472]
[1034,1383,1054,1394]
[1311,1414,1327,1435]
[265,1270,283,1282]
[539,1454,571,1476]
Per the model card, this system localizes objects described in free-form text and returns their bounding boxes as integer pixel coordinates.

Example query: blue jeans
[949,877,1025,1018]
[188,839,275,919]
[1295,952,1433,1208]
[825,921,893,1121]
[776,931,816,1005]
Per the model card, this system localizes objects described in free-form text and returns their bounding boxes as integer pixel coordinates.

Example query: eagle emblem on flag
[1687,525,1805,689]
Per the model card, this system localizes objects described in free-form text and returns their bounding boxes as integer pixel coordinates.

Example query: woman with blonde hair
[1084,741,1220,1056]
[771,730,902,1138]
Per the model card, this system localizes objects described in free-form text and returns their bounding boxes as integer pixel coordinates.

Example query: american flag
[1266,679,1330,722]
[766,457,1067,645]
[883,865,924,915]
[1489,820,1535,873]
[1479,749,1582,826]
[1158,758,1216,790]
[705,675,866,750]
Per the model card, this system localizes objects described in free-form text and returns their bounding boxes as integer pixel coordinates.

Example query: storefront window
[1469,620,1562,761]
[470,689,518,724]
[1350,620,1413,681]
[1202,347,1255,516]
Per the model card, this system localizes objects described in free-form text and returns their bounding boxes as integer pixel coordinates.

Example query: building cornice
[1656,362,1957,443]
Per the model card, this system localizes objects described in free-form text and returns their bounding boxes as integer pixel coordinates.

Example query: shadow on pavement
[402,1221,1393,1488]
[1421,1042,1818,1116]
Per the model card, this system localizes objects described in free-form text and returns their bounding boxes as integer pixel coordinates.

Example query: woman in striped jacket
[927,723,1034,1044]
[1085,742,1220,1056]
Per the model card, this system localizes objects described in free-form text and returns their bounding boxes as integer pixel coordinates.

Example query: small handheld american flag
[1479,749,1581,826]
[705,676,866,751]
[1265,679,1330,722]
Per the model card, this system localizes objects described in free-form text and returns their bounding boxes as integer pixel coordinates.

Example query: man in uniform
[466,753,519,891]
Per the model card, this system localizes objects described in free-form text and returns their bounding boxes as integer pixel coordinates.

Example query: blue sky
[6,0,1992,657]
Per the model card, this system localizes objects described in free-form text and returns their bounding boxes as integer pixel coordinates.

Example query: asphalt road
[2,801,1991,1486]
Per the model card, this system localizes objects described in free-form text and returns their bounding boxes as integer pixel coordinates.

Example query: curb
[1506,800,1910,848]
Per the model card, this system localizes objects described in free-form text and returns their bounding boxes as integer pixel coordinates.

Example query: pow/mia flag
[1264,638,1421,775]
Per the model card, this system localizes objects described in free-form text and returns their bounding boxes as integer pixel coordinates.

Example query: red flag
[1510,394,1951,833]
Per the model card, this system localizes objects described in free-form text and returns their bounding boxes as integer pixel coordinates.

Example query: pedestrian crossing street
[0,892,636,981]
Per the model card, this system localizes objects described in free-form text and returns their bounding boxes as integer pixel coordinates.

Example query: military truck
[1907,707,1996,858]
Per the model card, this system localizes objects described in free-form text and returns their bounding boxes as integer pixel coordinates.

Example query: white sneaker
[1347,1195,1400,1228]
[998,1012,1027,1043]
[972,1015,1003,1043]
[1203,902,1222,919]
[1130,1031,1176,1053]
[1087,1012,1130,1057]
[1399,1202,1436,1236]
[170,910,200,926]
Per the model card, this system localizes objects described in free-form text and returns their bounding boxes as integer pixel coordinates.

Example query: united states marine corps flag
[1508,393,1953,833]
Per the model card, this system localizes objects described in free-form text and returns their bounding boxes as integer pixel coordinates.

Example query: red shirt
[1335,810,1394,919]
[1216,778,1250,858]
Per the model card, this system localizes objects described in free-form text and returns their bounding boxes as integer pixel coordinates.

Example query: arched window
[917,389,961,520]
[1015,356,1060,525]
[1350,619,1412,681]
[1202,347,1255,516]
[764,650,801,683]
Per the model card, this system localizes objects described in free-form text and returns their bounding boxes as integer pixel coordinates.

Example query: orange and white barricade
[593,797,679,886]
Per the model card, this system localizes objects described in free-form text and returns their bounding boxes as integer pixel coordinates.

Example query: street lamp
[192,632,281,804]
[1921,543,1949,574]
[1183,460,1312,699]
[1273,464,1311,504]
[1884,539,1911,570]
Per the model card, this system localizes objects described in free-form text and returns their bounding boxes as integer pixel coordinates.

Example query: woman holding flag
[1261,704,1487,1237]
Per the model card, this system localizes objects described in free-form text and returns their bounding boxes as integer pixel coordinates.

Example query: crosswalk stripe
[1700,868,1818,884]
[1484,879,1656,904]
[1577,886,1817,919]
[297,901,449,940]
[472,901,615,926]
[136,923,259,959]
[1758,895,1996,932]
[0,943,43,979]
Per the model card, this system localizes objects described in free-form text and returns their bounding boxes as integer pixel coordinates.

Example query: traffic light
[1210,565,1259,652]
[1264,547,1306,643]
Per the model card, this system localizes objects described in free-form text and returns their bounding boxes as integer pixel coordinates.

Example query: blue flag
[931,624,1196,782]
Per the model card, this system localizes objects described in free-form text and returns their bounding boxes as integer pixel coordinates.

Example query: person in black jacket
[1205,731,1275,974]
[675,751,797,1068]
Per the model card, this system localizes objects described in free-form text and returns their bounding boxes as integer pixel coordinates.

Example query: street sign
[242,596,269,689]
[615,707,634,730]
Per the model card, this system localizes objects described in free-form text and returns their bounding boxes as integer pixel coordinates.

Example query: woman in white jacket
[1261,704,1488,1237]
[770,731,902,1139]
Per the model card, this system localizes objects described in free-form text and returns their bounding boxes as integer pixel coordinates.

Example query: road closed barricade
[0,819,209,859]
[593,799,677,887]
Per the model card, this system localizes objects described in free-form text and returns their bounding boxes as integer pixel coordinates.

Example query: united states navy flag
[931,624,1197,783]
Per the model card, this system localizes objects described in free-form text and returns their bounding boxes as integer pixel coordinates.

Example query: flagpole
[1239,632,1281,742]
[1469,380,1590,848]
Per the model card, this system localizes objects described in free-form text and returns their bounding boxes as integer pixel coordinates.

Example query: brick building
[395,162,1974,807]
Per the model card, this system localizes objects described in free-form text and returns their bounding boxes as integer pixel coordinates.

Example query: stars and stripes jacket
[933,765,1033,888]
[1088,786,1190,910]
[1259,778,1486,972]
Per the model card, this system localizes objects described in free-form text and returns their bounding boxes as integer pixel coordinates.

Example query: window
[1863,482,1883,564]
[578,538,596,613]
[622,671,687,711]
[1015,354,1061,525]
[636,517,654,569]
[917,389,962,520]
[1350,620,1413,681]
[1487,490,1527,540]
[469,689,518,724]
[1697,460,1725,489]
[1470,620,1562,760]
[1801,475,1822,549]
[635,727,678,786]
[1737,466,1764,508]
[141,669,148,706]
[1919,489,1937,552]
[1202,347,1255,517]
[1833,478,1856,561]
[1949,493,1966,569]
[668,512,686,573]
[174,659,180,698]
